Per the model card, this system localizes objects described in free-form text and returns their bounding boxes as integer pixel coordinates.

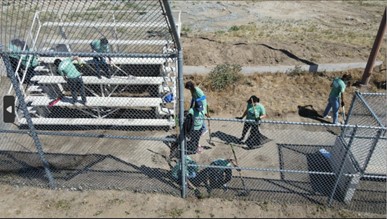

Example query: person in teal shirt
[54,57,87,104]
[8,39,39,84]
[322,74,351,124]
[90,37,112,79]
[171,155,202,198]
[236,95,267,147]
[187,101,206,154]
[202,158,238,195]
[185,81,208,136]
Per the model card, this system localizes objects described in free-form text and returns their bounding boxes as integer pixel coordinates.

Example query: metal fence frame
[0,0,386,214]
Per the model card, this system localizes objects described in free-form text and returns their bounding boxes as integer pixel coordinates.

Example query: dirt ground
[1,1,386,218]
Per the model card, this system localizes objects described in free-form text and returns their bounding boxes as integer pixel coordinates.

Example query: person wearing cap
[321,74,352,124]
[187,100,206,154]
[185,81,209,136]
[236,95,267,144]
[54,57,87,104]
[90,37,112,79]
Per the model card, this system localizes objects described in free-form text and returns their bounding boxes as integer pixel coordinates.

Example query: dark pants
[93,57,110,78]
[187,128,202,154]
[241,121,260,139]
[242,121,263,148]
[206,167,232,188]
[67,77,86,103]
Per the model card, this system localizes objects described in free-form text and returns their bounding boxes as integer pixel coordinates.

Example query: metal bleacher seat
[19,118,174,127]
[30,75,173,85]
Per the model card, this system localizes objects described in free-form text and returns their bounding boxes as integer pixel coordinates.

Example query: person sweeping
[236,95,266,148]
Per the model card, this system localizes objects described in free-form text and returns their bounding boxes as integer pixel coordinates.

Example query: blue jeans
[323,96,340,124]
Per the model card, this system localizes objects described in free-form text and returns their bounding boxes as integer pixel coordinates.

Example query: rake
[229,143,250,196]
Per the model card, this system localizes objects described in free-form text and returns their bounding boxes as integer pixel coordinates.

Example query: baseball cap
[194,100,204,111]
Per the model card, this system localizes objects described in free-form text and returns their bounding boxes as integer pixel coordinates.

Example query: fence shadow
[0,150,180,194]
[277,144,336,198]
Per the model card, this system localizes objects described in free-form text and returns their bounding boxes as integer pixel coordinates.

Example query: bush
[207,64,243,91]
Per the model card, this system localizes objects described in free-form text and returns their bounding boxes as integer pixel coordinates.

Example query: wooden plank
[30,75,173,85]
[42,22,166,28]
[39,57,166,65]
[48,39,169,46]
[25,96,163,108]
[19,118,174,127]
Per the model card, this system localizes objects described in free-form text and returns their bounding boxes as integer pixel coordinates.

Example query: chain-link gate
[1,0,183,196]
[0,0,386,215]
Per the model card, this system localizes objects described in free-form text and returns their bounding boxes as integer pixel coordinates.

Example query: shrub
[207,64,243,91]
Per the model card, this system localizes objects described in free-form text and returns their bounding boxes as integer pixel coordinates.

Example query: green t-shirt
[58,58,81,79]
[329,77,346,98]
[188,108,205,131]
[211,159,231,167]
[90,39,110,53]
[246,103,266,120]
[171,156,198,180]
[192,87,208,114]
[8,44,38,68]
[9,43,22,59]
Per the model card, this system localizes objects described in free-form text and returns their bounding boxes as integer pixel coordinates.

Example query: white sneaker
[323,115,332,119]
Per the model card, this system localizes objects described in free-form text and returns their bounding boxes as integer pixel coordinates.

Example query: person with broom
[236,95,266,148]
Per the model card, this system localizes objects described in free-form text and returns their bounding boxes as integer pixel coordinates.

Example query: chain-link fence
[0,0,386,215]
[0,0,182,196]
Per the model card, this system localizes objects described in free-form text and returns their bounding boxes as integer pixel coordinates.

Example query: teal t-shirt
[192,87,208,114]
[9,43,22,59]
[58,58,81,79]
[91,39,110,53]
[329,77,346,98]
[246,103,266,120]
[211,159,231,167]
[171,156,198,180]
[8,44,38,67]
[188,108,205,131]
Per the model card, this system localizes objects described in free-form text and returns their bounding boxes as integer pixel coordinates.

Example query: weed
[229,25,240,32]
[54,199,72,210]
[207,64,243,91]
[169,208,184,218]
[107,198,124,205]
[182,26,191,33]
[94,210,103,216]
[258,201,269,211]
[288,65,307,76]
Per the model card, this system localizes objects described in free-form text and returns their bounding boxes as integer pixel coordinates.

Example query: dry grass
[184,67,386,119]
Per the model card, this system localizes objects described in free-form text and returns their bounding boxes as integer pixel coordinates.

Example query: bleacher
[14,8,180,129]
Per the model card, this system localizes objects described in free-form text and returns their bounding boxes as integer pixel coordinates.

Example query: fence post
[0,45,56,189]
[328,125,357,206]
[163,0,186,198]
[340,92,358,138]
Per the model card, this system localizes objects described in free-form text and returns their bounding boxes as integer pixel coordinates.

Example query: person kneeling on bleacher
[90,37,112,79]
[54,57,87,104]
